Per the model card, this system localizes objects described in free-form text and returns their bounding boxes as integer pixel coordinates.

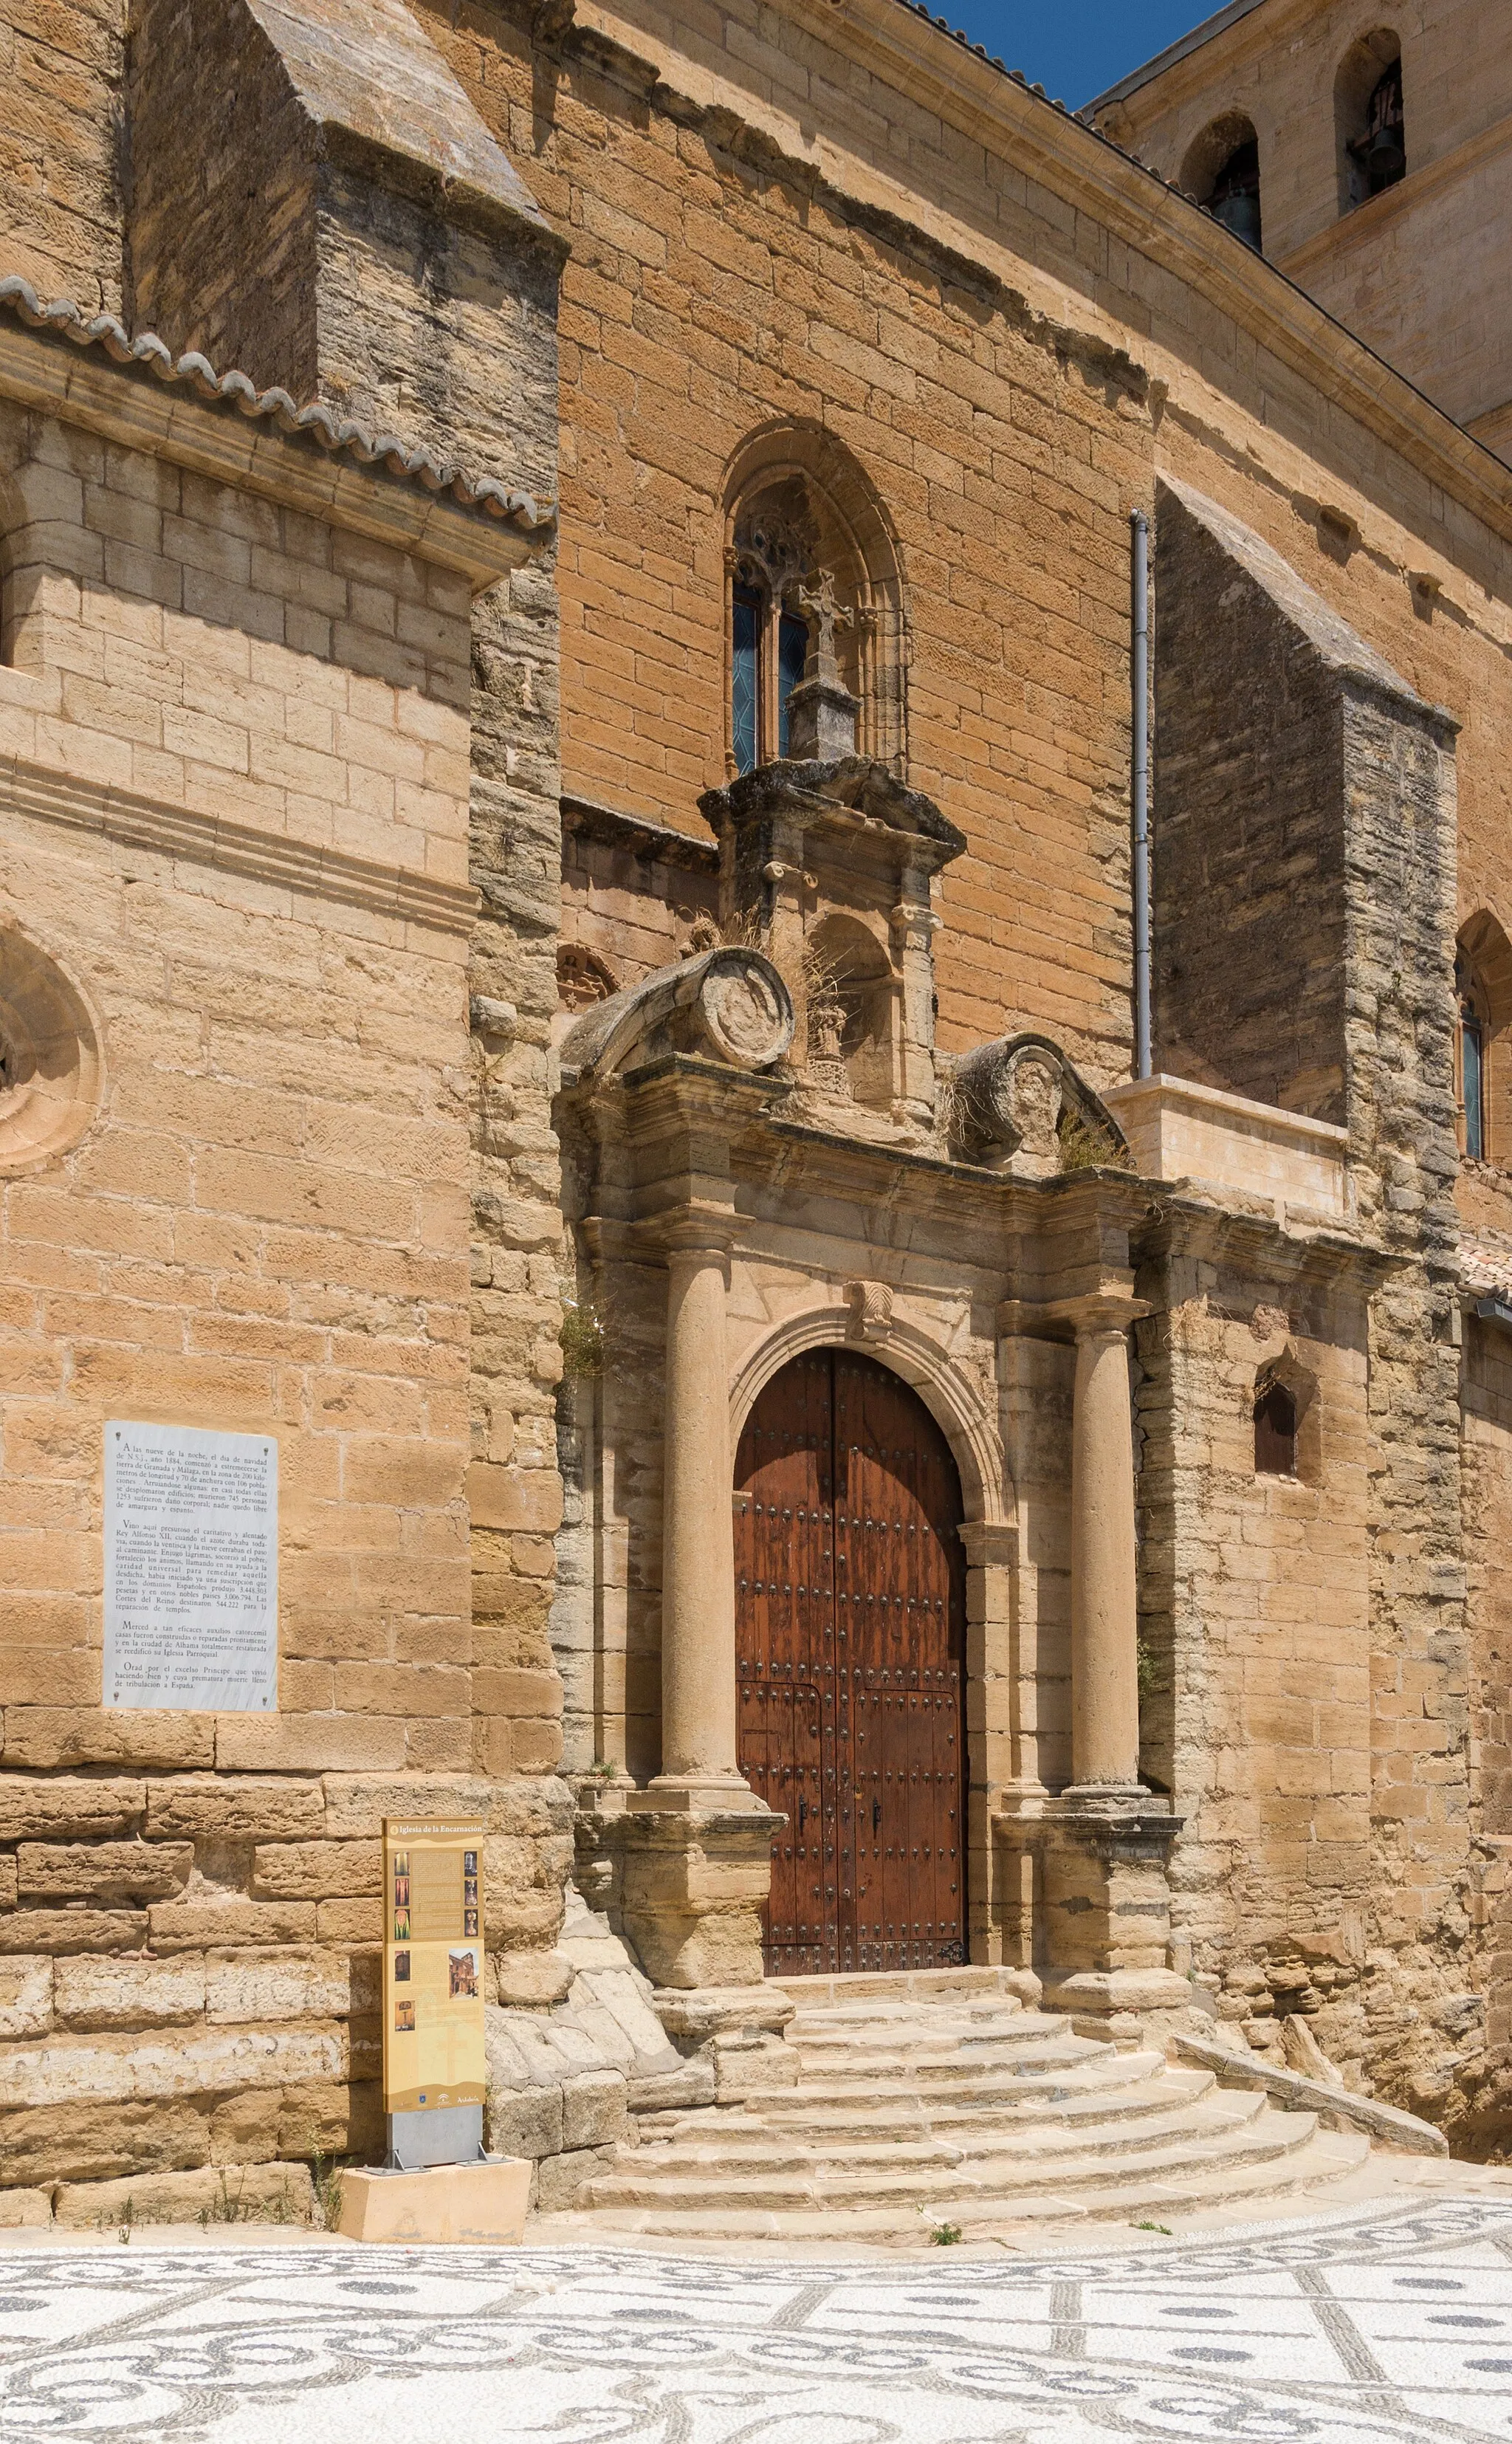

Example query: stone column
[651,1227,750,1805]
[1069,1317,1142,1792]
[619,1212,764,1822]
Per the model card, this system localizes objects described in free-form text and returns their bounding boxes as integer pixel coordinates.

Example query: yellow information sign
[382,1819,486,2117]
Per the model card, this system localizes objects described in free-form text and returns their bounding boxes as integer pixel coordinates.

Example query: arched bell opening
[733,1346,967,1977]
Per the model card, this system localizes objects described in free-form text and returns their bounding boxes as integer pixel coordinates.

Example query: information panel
[103,1421,278,1712]
[382,1819,487,2118]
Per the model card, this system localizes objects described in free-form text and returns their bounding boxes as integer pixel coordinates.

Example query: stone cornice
[566,1,1512,559]
[1,752,481,938]
[0,281,551,590]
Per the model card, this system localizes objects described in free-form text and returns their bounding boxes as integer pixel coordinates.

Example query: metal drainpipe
[1130,509,1152,1080]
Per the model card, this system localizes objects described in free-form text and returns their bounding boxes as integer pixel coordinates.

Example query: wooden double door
[734,1348,967,1975]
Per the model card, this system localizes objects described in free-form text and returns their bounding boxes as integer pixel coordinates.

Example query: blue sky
[936,2,1221,109]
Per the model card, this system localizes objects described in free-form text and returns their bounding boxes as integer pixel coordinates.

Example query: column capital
[635,1204,739,1266]
[998,1288,1150,1342]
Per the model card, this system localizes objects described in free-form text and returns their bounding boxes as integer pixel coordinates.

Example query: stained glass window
[732,586,762,776]
[777,613,808,758]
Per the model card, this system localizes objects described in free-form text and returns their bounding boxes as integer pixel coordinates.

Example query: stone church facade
[2,0,1512,2222]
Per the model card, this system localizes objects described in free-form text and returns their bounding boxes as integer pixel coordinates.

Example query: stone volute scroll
[557,947,794,1087]
[948,1033,1131,1178]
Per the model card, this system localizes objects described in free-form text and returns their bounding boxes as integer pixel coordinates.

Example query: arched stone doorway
[733,1347,967,1975]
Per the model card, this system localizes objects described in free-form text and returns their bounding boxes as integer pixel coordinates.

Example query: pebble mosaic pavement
[4,2198,1512,2443]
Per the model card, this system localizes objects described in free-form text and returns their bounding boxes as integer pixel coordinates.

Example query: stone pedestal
[612,1806,780,1988]
[993,1792,1186,2025]
[336,2157,531,2245]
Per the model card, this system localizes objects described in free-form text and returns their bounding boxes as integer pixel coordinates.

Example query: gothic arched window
[724,426,906,778]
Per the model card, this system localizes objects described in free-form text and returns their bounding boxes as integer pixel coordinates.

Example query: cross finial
[797,568,853,684]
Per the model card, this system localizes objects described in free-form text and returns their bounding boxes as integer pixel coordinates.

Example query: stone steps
[593,2098,1323,2214]
[576,2129,1372,2241]
[740,2062,1216,2138]
[629,2089,1262,2181]
[560,1980,1383,2243]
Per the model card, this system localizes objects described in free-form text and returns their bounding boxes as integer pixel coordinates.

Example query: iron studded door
[735,1348,966,1974]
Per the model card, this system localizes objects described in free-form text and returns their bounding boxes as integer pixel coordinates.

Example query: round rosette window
[0,925,105,1173]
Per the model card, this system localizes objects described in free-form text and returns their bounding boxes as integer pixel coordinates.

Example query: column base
[992,1790,1183,1985]
[607,1802,782,1990]
[629,1774,767,1815]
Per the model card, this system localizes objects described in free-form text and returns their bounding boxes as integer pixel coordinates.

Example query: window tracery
[723,427,905,777]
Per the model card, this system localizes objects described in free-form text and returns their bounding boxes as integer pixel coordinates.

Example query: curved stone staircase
[574,1986,1372,2242]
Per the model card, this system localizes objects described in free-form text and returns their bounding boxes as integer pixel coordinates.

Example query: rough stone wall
[0,0,124,315]
[1137,476,1484,2132]
[1463,1312,1512,2146]
[126,0,318,395]
[1153,483,1349,1122]
[180,4,576,1979]
[1133,1231,1378,2044]
[0,396,518,2220]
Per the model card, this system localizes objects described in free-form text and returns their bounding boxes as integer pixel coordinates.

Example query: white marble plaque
[103,1422,278,1712]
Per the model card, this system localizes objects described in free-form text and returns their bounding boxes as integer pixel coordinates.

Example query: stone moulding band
[2,754,482,938]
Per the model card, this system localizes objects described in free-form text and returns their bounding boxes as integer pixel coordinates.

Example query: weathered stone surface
[17,1842,193,1904]
[532,2143,616,2214]
[467,1463,565,1534]
[320,1779,495,1841]
[711,2032,800,2104]
[626,2060,715,2113]
[0,2100,210,2187]
[205,1947,360,2024]
[561,2069,628,2151]
[0,1957,53,2039]
[0,1779,145,1842]
[52,2162,316,2229]
[146,1779,325,1841]
[1172,2033,1450,2156]
[55,1954,206,2032]
[494,1949,574,2007]
[147,1901,319,1952]
[251,1840,382,1901]
[486,2083,563,2163]
[0,2025,346,2110]
[653,1988,796,2042]
[0,2189,52,2228]
[0,1912,149,1956]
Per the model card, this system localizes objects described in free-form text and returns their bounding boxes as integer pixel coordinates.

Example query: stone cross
[797,568,853,684]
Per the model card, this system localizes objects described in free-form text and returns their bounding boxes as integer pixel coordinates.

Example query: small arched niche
[0,924,105,1173]
[724,422,906,777]
[1455,912,1512,1165]
[1183,112,1263,251]
[1336,30,1406,213]
[806,911,896,1112]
